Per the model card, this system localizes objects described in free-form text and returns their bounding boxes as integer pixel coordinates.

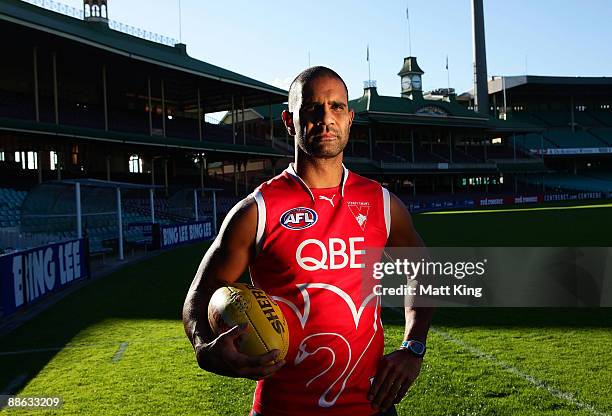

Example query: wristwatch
[399,340,426,358]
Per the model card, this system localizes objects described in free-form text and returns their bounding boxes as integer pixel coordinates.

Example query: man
[183,66,434,415]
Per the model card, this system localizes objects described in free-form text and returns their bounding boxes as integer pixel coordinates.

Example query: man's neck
[294,150,344,189]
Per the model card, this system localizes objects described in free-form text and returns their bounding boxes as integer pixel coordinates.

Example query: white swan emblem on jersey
[272,283,380,408]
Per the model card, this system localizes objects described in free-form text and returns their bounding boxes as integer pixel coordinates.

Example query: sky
[55,0,612,102]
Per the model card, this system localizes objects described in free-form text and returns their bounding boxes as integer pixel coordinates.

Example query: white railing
[21,0,178,46]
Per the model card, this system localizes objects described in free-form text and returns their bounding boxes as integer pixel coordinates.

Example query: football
[208,283,289,360]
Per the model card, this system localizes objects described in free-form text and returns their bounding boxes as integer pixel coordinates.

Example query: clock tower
[398,56,424,100]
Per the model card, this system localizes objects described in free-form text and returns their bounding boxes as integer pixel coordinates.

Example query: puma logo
[318,194,336,207]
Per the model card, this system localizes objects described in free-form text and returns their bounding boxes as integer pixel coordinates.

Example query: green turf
[412,202,612,246]
[1,203,611,415]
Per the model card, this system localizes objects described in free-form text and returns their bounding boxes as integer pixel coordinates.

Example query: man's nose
[320,105,335,126]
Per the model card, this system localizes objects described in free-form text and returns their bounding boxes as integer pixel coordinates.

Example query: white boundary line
[111,342,129,363]
[0,337,185,357]
[431,328,609,416]
[388,307,609,416]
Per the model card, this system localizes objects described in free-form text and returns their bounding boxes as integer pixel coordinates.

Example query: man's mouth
[314,132,337,140]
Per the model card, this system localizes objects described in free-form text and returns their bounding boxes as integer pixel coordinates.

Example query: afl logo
[280,207,318,230]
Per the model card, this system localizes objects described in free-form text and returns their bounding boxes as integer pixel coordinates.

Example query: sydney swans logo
[272,284,380,408]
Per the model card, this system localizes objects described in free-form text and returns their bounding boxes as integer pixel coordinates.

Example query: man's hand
[368,350,423,411]
[196,324,285,380]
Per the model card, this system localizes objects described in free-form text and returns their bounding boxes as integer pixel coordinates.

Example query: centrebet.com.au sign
[154,221,213,250]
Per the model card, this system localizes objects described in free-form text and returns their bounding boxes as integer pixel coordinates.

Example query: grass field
[1,202,611,415]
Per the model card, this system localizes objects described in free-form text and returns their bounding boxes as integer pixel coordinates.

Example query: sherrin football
[208,283,289,360]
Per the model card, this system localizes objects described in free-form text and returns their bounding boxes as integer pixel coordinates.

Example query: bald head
[287,66,349,112]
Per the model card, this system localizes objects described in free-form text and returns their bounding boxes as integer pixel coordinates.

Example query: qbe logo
[280,207,318,230]
[296,237,365,271]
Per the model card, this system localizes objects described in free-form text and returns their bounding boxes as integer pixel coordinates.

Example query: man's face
[285,76,354,159]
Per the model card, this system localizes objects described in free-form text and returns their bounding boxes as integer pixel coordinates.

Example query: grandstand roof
[56,179,163,189]
[0,117,287,159]
[349,86,540,132]
[459,76,612,98]
[0,0,287,110]
[494,76,612,92]
[350,87,482,119]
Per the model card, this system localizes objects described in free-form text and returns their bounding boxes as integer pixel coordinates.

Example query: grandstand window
[129,154,143,173]
[71,145,79,165]
[575,105,587,112]
[14,151,25,169]
[492,138,502,144]
[0,151,4,162]
[15,151,37,170]
[27,151,37,170]
[50,151,58,171]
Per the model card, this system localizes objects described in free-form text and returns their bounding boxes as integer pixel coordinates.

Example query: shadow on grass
[428,307,612,328]
[0,242,210,393]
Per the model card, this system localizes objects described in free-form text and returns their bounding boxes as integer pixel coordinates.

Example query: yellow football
[208,283,289,360]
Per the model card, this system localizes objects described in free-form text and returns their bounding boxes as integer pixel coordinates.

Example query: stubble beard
[297,130,348,159]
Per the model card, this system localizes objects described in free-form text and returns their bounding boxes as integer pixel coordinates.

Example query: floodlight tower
[472,0,489,116]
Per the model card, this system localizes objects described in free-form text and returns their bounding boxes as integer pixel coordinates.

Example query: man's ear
[282,110,296,136]
[348,108,355,128]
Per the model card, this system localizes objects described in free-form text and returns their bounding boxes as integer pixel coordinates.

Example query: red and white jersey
[249,163,391,416]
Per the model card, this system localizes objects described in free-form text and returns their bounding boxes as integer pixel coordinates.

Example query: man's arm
[369,192,435,411]
[182,196,284,379]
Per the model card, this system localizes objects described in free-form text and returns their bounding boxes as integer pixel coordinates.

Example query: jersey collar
[285,162,350,202]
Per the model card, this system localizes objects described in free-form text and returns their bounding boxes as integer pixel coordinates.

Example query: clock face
[401,76,412,90]
[411,75,422,90]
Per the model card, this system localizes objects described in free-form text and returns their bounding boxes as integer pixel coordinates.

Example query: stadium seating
[0,187,27,228]
[506,112,547,126]
[512,133,557,150]
[0,90,43,121]
[573,112,603,127]
[531,111,572,127]
[543,130,607,148]
[522,174,612,193]
[588,128,612,145]
[588,111,612,127]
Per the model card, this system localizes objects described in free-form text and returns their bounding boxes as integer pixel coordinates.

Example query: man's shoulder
[346,169,384,191]
[254,169,293,194]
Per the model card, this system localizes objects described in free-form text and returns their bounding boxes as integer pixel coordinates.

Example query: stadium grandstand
[458,75,612,195]
[0,0,291,258]
[1,0,611,262]
[223,56,555,209]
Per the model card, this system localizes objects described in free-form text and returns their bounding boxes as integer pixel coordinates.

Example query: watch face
[409,341,425,354]
[401,76,412,90]
[411,75,422,90]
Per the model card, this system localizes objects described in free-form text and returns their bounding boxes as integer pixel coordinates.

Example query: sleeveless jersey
[248,163,391,416]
